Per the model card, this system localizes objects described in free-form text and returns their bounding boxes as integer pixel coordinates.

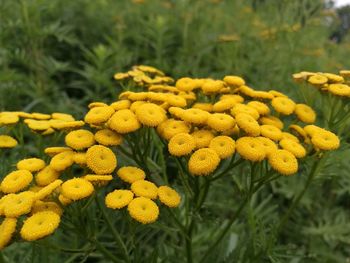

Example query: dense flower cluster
[0,65,341,250]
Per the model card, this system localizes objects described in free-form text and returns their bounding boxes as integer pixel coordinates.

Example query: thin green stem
[93,239,123,263]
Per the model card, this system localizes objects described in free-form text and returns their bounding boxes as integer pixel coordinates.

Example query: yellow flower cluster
[293,70,350,97]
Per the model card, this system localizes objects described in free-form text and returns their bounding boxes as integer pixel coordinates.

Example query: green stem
[93,239,123,263]
[96,196,130,263]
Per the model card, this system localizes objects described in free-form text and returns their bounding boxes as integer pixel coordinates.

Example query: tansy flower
[247,101,270,115]
[212,99,237,112]
[58,194,72,206]
[61,178,94,201]
[303,125,325,137]
[168,133,195,156]
[0,170,33,193]
[308,74,328,85]
[114,72,129,80]
[50,151,74,171]
[339,70,350,77]
[105,189,134,209]
[289,124,308,141]
[231,104,260,120]
[73,152,87,165]
[86,145,117,174]
[279,139,306,158]
[176,77,198,91]
[207,113,235,132]
[223,75,245,87]
[31,200,63,216]
[0,218,17,250]
[128,197,159,224]
[328,84,350,96]
[168,107,186,119]
[0,135,18,148]
[269,90,287,97]
[0,194,15,216]
[130,101,146,112]
[239,85,256,97]
[31,113,51,120]
[88,102,109,109]
[0,112,19,125]
[202,80,224,93]
[44,147,72,157]
[20,211,60,241]
[192,103,213,112]
[135,103,167,127]
[257,137,278,156]
[260,125,282,141]
[236,137,265,161]
[65,129,95,150]
[108,109,141,134]
[281,132,299,142]
[158,186,181,207]
[158,119,190,140]
[220,94,244,103]
[117,166,146,184]
[188,148,220,176]
[131,180,158,199]
[191,129,215,149]
[250,91,274,100]
[17,158,45,172]
[110,100,131,111]
[83,174,113,186]
[311,130,340,151]
[50,120,85,130]
[235,113,261,136]
[84,106,115,125]
[128,92,148,101]
[51,113,75,122]
[35,166,60,186]
[165,94,187,108]
[26,120,51,131]
[294,104,316,123]
[34,180,63,200]
[271,97,296,115]
[4,191,35,217]
[180,108,209,125]
[268,149,298,175]
[209,136,235,159]
[259,115,284,129]
[94,129,123,146]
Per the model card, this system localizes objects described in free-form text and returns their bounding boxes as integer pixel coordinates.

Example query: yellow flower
[209,136,235,159]
[268,149,298,175]
[168,133,195,156]
[176,77,198,91]
[84,106,115,125]
[110,100,131,111]
[17,158,45,172]
[220,94,244,103]
[94,129,123,146]
[158,119,190,140]
[294,104,316,123]
[105,189,134,209]
[235,113,261,136]
[20,211,60,241]
[250,91,274,100]
[223,75,245,87]
[289,124,307,141]
[0,218,17,250]
[88,102,109,109]
[61,178,94,201]
[158,186,181,207]
[25,120,51,131]
[58,194,72,206]
[256,137,278,156]
[0,135,18,148]
[117,166,146,184]
[114,72,129,80]
[0,170,33,193]
[188,148,220,176]
[83,174,113,186]
[130,101,147,112]
[212,98,237,112]
[260,125,282,141]
[202,80,224,93]
[192,103,213,112]
[73,152,87,166]
[65,129,95,150]
[131,180,158,199]
[34,179,63,200]
[51,113,75,122]
[231,104,260,120]
[328,84,350,96]
[323,73,344,83]
[339,70,350,77]
[36,166,60,186]
[236,137,265,161]
[279,139,306,158]
[31,113,51,120]
[311,130,340,151]
[207,113,235,132]
[108,109,141,134]
[281,132,300,142]
[180,108,209,125]
[50,120,85,130]
[247,101,270,115]
[191,129,215,149]
[128,197,159,224]
[50,151,74,171]
[4,191,35,217]
[44,147,72,157]
[86,145,117,174]
[271,97,296,115]
[259,115,284,129]
[31,200,63,216]
[269,90,287,97]
[308,74,328,85]
[135,103,167,127]
[0,194,15,216]
[0,112,19,125]
[168,106,186,119]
